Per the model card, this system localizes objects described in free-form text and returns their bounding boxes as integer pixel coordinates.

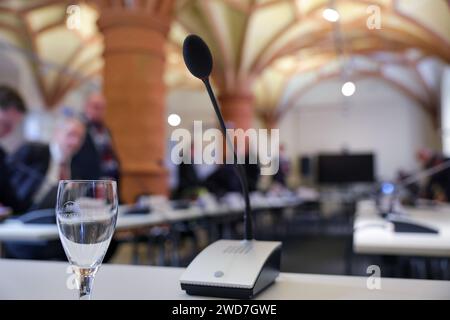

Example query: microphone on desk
[376,160,450,234]
[183,34,253,240]
[179,34,281,299]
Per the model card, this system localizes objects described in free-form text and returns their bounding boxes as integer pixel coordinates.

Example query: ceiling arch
[253,51,446,129]
[0,0,102,108]
[0,0,448,113]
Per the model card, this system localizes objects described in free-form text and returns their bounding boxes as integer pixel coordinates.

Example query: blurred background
[0,0,449,281]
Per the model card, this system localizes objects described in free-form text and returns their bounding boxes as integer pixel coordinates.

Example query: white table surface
[0,206,215,242]
[0,206,167,242]
[0,259,449,299]
[0,198,303,242]
[354,200,450,257]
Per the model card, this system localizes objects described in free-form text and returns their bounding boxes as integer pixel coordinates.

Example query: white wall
[166,78,439,183]
[278,77,438,181]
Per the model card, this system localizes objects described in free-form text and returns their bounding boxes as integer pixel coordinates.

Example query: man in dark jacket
[8,114,97,211]
[72,93,120,183]
[0,86,26,154]
[204,152,260,197]
[4,114,109,261]
[0,146,23,212]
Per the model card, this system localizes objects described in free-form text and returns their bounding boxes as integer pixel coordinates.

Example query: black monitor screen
[317,153,375,184]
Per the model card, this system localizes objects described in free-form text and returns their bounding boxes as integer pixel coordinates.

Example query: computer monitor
[317,153,375,184]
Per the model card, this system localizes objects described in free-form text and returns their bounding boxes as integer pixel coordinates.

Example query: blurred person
[205,151,260,197]
[272,144,290,187]
[4,113,120,261]
[72,93,120,183]
[175,160,202,200]
[8,114,99,210]
[0,146,23,212]
[174,143,216,199]
[244,151,260,192]
[204,164,240,197]
[2,115,86,260]
[416,148,450,202]
[0,86,26,154]
[396,169,420,202]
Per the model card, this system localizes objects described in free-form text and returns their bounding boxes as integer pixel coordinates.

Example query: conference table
[0,194,304,242]
[1,259,449,299]
[353,200,450,257]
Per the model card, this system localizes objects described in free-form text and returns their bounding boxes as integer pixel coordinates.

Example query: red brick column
[97,5,174,202]
[218,93,254,131]
[217,92,255,157]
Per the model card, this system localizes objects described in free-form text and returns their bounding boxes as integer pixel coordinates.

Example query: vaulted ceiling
[0,0,102,107]
[0,0,449,115]
[172,0,450,92]
[170,0,450,123]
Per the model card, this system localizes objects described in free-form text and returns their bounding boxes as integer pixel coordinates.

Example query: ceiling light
[341,81,356,96]
[168,113,181,127]
[322,8,340,22]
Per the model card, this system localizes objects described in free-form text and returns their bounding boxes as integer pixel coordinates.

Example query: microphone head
[183,34,213,80]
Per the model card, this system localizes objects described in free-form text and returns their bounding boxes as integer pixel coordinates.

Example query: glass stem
[75,267,97,300]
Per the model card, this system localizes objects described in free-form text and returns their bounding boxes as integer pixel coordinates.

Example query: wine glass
[56,180,118,300]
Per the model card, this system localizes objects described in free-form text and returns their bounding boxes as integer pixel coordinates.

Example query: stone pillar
[218,93,254,131]
[217,93,255,157]
[97,3,174,202]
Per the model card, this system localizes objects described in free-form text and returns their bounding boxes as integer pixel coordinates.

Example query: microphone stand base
[180,239,282,299]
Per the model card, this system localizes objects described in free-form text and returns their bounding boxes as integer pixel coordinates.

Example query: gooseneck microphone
[183,34,253,240]
[180,35,281,299]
